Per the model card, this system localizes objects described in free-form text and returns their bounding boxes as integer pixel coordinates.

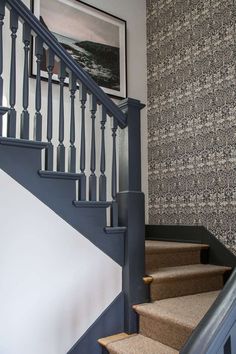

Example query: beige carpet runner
[99,240,231,353]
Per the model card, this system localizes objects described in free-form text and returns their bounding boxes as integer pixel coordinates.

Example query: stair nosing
[106,333,179,353]
[149,264,231,283]
[0,137,48,149]
[136,305,195,331]
[73,200,112,208]
[38,170,82,180]
[134,291,220,331]
[145,241,209,255]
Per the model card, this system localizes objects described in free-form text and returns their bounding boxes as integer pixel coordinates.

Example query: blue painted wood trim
[0,106,9,115]
[38,170,82,180]
[0,136,48,149]
[180,269,236,354]
[104,227,127,234]
[73,201,112,208]
[117,191,147,333]
[6,0,127,128]
[146,225,236,268]
[67,292,125,354]
[0,144,124,265]
[118,98,145,192]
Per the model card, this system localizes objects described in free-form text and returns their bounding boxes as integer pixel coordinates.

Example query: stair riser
[139,315,192,350]
[146,250,202,272]
[150,275,224,300]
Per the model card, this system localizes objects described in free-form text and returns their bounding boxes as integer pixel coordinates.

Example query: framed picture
[31,0,127,99]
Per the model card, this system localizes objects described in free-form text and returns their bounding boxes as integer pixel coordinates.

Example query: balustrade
[0,0,137,228]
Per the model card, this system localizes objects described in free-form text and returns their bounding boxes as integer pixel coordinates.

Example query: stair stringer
[68,293,125,354]
[0,141,124,265]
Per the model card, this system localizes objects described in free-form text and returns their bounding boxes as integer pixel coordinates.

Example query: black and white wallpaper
[147,0,236,252]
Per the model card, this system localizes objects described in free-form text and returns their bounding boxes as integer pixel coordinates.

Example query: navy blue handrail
[180,269,236,354]
[6,0,127,128]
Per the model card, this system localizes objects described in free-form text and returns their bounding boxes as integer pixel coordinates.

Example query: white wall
[0,169,122,354]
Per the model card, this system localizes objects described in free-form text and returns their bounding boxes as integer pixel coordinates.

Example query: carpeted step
[149,263,231,300]
[145,241,209,272]
[134,291,219,351]
[106,334,178,354]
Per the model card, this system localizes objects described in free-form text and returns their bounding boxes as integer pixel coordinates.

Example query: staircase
[1,1,236,353]
[0,0,146,353]
[99,240,231,353]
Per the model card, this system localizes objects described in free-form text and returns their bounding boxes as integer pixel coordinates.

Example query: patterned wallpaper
[147,0,236,252]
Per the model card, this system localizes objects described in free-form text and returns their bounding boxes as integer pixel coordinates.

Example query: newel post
[117,98,146,333]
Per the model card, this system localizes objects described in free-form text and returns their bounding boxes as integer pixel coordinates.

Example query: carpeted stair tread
[134,291,220,350]
[145,240,209,254]
[149,264,231,282]
[106,334,178,354]
[145,241,209,271]
[133,291,220,330]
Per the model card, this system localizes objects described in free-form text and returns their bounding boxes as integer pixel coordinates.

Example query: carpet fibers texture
[149,263,230,300]
[135,291,219,350]
[107,334,178,354]
[145,241,209,271]
[102,241,231,353]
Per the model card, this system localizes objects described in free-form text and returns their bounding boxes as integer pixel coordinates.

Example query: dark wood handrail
[180,268,236,354]
[5,0,127,128]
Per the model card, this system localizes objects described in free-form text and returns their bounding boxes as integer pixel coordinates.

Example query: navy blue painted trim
[7,0,127,127]
[119,98,145,112]
[38,170,82,180]
[73,201,111,208]
[0,144,124,265]
[118,191,146,333]
[118,99,145,192]
[104,227,127,234]
[180,269,236,354]
[0,136,48,149]
[0,106,9,115]
[67,292,125,354]
[146,224,236,268]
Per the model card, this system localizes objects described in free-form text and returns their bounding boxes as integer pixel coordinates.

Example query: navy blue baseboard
[146,224,236,268]
[67,292,125,354]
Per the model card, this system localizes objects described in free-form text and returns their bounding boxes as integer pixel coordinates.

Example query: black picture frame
[30,0,127,99]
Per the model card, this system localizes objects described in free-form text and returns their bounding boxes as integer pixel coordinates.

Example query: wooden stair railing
[180,268,236,354]
[0,0,129,221]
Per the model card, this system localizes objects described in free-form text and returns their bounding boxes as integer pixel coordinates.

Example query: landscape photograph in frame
[31,0,127,98]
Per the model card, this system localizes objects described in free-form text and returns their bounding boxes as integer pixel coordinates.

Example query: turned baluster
[20,23,31,139]
[111,117,118,226]
[57,61,66,172]
[34,36,43,141]
[79,83,87,200]
[7,9,18,138]
[99,106,107,201]
[89,95,97,201]
[45,50,54,170]
[0,0,5,136]
[68,73,77,173]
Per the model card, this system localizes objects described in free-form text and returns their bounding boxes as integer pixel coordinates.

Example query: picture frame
[31,0,127,99]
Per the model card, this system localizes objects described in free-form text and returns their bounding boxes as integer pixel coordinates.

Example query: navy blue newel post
[117,98,146,333]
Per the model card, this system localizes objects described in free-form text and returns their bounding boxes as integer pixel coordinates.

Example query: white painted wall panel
[0,169,122,354]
